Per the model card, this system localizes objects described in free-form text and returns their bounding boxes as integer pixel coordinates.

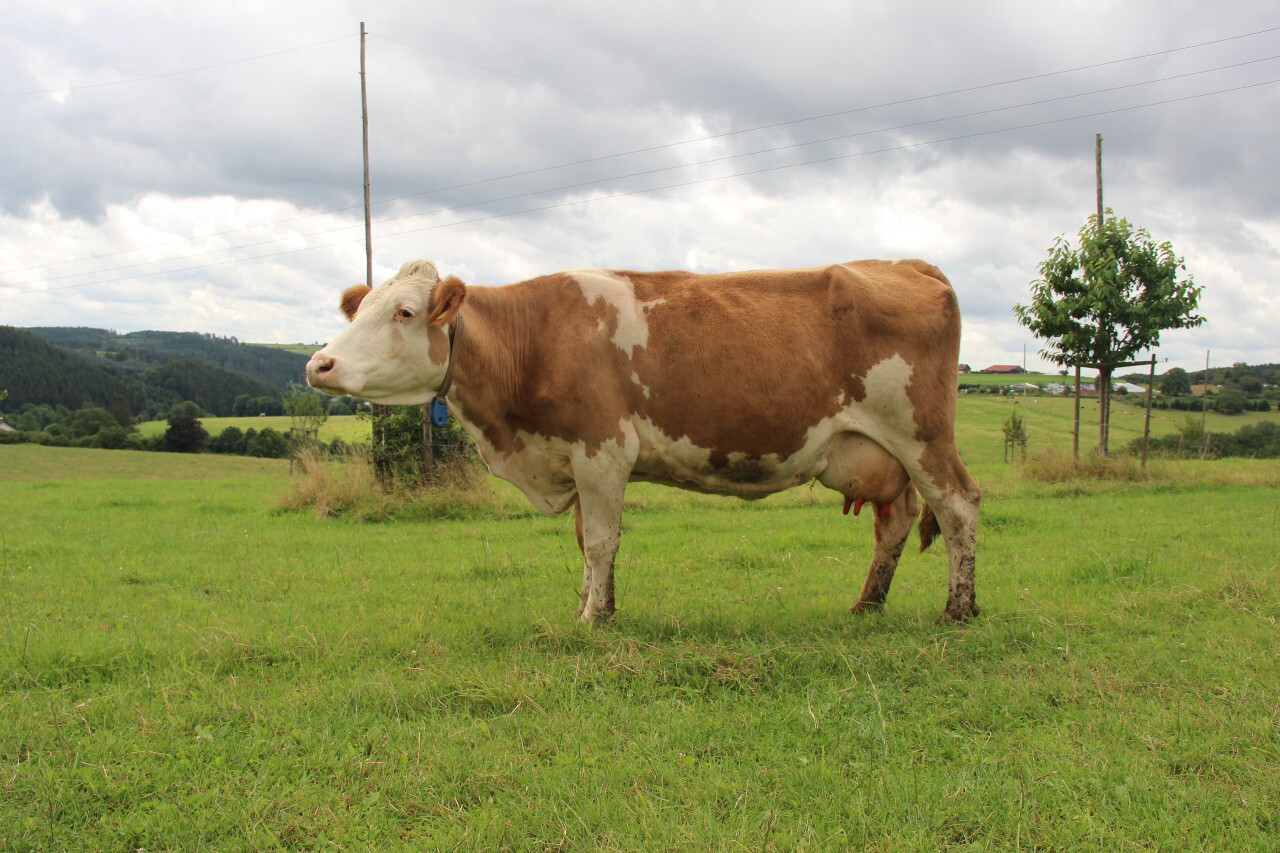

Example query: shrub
[207,426,247,455]
[93,426,130,449]
[246,428,289,458]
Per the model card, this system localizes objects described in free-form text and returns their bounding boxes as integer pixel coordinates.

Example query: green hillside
[26,327,309,387]
[1,326,303,418]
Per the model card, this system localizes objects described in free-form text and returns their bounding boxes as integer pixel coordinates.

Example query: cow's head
[306,259,466,404]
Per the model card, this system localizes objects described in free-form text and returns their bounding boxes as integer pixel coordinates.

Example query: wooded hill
[0,326,307,418]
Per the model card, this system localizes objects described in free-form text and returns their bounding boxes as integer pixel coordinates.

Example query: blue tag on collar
[429,397,450,427]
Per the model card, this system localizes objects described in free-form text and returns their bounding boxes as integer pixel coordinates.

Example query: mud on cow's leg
[851,486,918,613]
[571,461,629,623]
[902,447,982,622]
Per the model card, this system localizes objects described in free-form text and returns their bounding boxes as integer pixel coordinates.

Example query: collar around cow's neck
[435,310,464,402]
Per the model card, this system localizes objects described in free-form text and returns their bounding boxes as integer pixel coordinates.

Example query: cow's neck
[445,282,542,451]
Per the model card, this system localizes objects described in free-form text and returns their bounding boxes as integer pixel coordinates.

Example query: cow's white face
[306,259,466,405]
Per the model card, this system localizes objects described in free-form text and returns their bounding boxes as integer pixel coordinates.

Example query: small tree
[1014,210,1202,455]
[1159,367,1192,397]
[163,403,207,453]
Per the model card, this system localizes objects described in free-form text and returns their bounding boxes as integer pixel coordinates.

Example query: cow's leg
[852,485,918,613]
[900,446,982,621]
[571,462,629,623]
[571,498,595,619]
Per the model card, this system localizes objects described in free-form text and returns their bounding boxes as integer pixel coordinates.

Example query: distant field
[958,371,1066,386]
[253,342,324,356]
[136,414,369,443]
[956,394,1278,465]
[1,444,1277,847]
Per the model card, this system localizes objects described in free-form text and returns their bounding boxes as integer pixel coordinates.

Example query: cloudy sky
[2,1,1277,374]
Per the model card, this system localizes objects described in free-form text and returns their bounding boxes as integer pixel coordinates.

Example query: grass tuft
[277,448,520,521]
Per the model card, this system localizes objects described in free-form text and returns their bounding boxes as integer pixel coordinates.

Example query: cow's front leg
[852,485,918,613]
[571,461,629,623]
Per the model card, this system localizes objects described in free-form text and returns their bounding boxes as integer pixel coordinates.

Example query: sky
[2,1,1277,375]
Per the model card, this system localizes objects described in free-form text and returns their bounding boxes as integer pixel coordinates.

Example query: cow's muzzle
[306,353,343,394]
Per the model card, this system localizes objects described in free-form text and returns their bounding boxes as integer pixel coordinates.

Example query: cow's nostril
[317,358,334,374]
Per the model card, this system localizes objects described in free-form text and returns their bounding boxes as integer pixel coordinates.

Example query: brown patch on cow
[340,284,372,321]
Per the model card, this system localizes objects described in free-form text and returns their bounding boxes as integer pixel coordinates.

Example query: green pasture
[136,414,370,443]
[954,394,1277,465]
[958,371,1065,386]
[1,443,1277,848]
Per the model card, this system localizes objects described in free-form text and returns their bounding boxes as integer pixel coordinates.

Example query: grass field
[1,442,1277,848]
[136,414,370,444]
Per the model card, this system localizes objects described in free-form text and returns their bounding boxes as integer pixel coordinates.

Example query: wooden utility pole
[360,22,387,478]
[1141,355,1155,467]
[1093,133,1110,455]
[1073,364,1081,461]
[360,22,372,288]
[1095,133,1104,227]
[1202,349,1209,430]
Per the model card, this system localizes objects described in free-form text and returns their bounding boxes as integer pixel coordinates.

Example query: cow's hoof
[851,599,885,615]
[941,599,981,622]
[577,606,616,624]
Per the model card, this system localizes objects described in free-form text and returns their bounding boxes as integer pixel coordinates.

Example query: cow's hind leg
[572,498,590,619]
[851,485,918,613]
[904,446,982,621]
[571,461,629,623]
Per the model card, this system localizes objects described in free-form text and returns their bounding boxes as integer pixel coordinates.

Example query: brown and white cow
[307,259,981,622]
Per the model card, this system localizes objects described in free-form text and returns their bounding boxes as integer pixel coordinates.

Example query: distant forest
[0,326,312,418]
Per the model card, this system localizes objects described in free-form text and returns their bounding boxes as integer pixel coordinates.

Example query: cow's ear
[428,276,467,326]
[340,285,372,321]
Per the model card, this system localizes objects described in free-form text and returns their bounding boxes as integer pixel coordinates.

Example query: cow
[306,259,981,622]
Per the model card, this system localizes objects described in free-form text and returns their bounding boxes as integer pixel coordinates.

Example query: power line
[6,23,1276,275]
[371,32,715,122]
[7,75,1276,297]
[11,52,1277,287]
[0,34,355,97]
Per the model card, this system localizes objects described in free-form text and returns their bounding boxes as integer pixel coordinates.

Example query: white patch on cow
[630,371,651,399]
[569,270,665,357]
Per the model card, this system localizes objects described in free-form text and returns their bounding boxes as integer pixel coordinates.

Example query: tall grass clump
[1021,446,1152,483]
[278,447,505,521]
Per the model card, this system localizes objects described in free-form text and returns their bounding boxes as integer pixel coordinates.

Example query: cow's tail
[918,501,941,553]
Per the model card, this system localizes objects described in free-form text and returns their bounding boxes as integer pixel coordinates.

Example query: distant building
[980,364,1027,374]
[958,364,971,374]
[0,418,14,433]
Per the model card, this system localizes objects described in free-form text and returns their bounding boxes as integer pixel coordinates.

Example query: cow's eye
[398,309,414,319]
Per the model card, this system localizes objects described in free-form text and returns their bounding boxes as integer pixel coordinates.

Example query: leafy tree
[107,393,133,427]
[163,413,209,453]
[207,426,247,455]
[94,425,130,449]
[326,397,355,416]
[169,400,202,419]
[1159,367,1192,397]
[69,406,117,438]
[284,384,328,431]
[246,427,289,458]
[1014,210,1202,455]
[1215,387,1247,415]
